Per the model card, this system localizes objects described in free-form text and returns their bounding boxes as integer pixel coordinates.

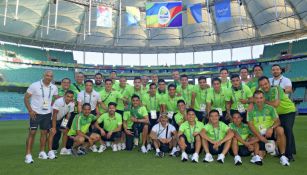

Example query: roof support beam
[242,0,261,39]
[33,1,50,39]
[284,0,306,29]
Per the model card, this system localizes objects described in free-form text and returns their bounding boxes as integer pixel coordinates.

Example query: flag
[146,2,182,28]
[215,0,231,22]
[96,5,112,27]
[126,6,141,26]
[187,3,202,24]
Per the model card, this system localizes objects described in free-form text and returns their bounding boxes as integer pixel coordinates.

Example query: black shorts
[219,111,229,125]
[132,123,147,138]
[101,131,121,142]
[179,135,196,154]
[66,133,92,149]
[67,112,77,129]
[194,110,206,123]
[259,132,276,151]
[208,142,225,155]
[29,113,51,130]
[159,141,170,153]
[230,145,251,157]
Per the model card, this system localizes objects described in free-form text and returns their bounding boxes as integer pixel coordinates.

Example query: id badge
[60,118,69,128]
[42,100,49,110]
[200,104,206,112]
[237,103,246,113]
[259,125,267,135]
[150,110,157,119]
[216,108,223,116]
[190,142,194,149]
[167,111,174,119]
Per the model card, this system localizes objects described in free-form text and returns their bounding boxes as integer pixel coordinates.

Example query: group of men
[24,64,296,167]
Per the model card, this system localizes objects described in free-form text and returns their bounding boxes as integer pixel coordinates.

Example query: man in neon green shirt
[201,110,233,163]
[99,79,123,114]
[66,103,100,156]
[240,67,250,84]
[151,74,159,85]
[178,109,204,163]
[220,68,231,89]
[123,76,147,104]
[163,84,184,121]
[191,76,210,122]
[94,102,122,152]
[93,73,104,93]
[247,90,289,166]
[141,75,150,93]
[207,78,228,124]
[258,76,296,161]
[174,100,187,130]
[157,79,168,95]
[109,70,120,89]
[229,112,260,165]
[58,78,72,97]
[225,74,253,123]
[177,74,194,108]
[115,77,131,115]
[247,65,263,94]
[170,70,181,86]
[130,94,150,153]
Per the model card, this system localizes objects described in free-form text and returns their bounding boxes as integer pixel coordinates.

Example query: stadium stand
[0,92,26,113]
[292,87,306,101]
[292,39,307,55]
[263,42,290,58]
[4,44,47,62]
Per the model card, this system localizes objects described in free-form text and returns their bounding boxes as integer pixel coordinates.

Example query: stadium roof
[0,0,306,54]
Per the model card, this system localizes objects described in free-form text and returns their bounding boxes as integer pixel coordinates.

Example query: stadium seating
[292,87,306,101]
[47,50,74,64]
[263,42,290,58]
[4,44,47,62]
[0,92,26,113]
[292,39,307,55]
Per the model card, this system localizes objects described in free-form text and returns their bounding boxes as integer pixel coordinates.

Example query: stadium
[0,0,306,174]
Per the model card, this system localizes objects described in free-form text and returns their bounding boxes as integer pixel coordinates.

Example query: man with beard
[269,64,292,94]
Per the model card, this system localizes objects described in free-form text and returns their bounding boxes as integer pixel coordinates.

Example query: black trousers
[125,129,134,151]
[279,112,296,159]
[52,119,64,150]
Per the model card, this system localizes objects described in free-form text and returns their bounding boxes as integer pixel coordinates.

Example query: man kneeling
[178,109,204,163]
[150,113,178,158]
[67,103,100,156]
[201,110,234,164]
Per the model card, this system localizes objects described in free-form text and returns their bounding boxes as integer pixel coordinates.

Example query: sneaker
[65,149,72,155]
[112,144,118,152]
[280,155,290,166]
[217,154,225,164]
[38,151,48,160]
[156,151,164,158]
[234,155,242,165]
[60,148,68,155]
[117,144,122,151]
[250,155,263,166]
[25,154,34,164]
[77,147,87,155]
[71,148,79,156]
[141,145,147,153]
[146,144,152,151]
[52,150,57,154]
[133,138,139,146]
[191,153,199,163]
[169,147,177,156]
[98,144,107,153]
[121,143,126,150]
[106,141,111,147]
[90,145,98,152]
[203,153,214,163]
[47,150,56,160]
[181,152,188,162]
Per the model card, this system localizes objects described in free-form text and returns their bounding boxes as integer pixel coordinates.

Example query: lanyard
[41,82,51,100]
[232,88,244,103]
[213,125,220,141]
[255,106,266,123]
[213,89,223,107]
[272,77,283,87]
[199,87,208,102]
[103,91,112,103]
[189,123,196,143]
[157,123,167,138]
[169,95,176,110]
[84,91,92,104]
[149,95,157,110]
[182,86,190,101]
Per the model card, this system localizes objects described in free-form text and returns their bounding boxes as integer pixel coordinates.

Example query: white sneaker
[38,151,48,160]
[203,153,214,163]
[117,144,122,151]
[217,154,225,164]
[90,145,98,152]
[52,150,57,154]
[112,144,118,152]
[191,153,199,163]
[170,147,177,156]
[60,148,68,155]
[234,155,242,165]
[280,155,290,166]
[146,144,152,151]
[250,155,263,166]
[141,145,147,153]
[121,143,126,150]
[181,152,188,162]
[48,150,56,160]
[25,154,34,164]
[98,144,107,153]
[106,141,111,147]
[133,138,139,146]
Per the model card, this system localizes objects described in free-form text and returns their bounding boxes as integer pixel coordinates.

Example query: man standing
[163,84,184,122]
[177,74,194,108]
[247,65,264,94]
[259,76,296,161]
[77,80,101,116]
[94,73,104,93]
[151,74,159,85]
[150,114,178,157]
[269,64,292,94]
[70,72,85,96]
[191,76,210,122]
[58,78,72,97]
[123,76,146,103]
[110,70,120,88]
[24,70,58,164]
[201,110,233,164]
[240,67,250,84]
[157,79,167,95]
[99,79,123,115]
[174,100,187,129]
[141,75,150,92]
[178,109,204,163]
[171,70,181,86]
[225,74,253,123]
[94,102,123,152]
[220,68,231,89]
[247,90,290,166]
[206,78,228,124]
[48,90,75,159]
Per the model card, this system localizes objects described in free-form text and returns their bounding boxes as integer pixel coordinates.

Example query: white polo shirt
[52,97,75,121]
[151,123,176,139]
[26,80,58,114]
[77,90,101,111]
[269,75,292,90]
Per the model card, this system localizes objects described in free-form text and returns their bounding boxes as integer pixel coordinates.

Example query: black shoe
[235,161,242,166]
[255,161,263,166]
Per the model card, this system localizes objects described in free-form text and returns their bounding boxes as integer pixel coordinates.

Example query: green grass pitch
[0,116,306,175]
